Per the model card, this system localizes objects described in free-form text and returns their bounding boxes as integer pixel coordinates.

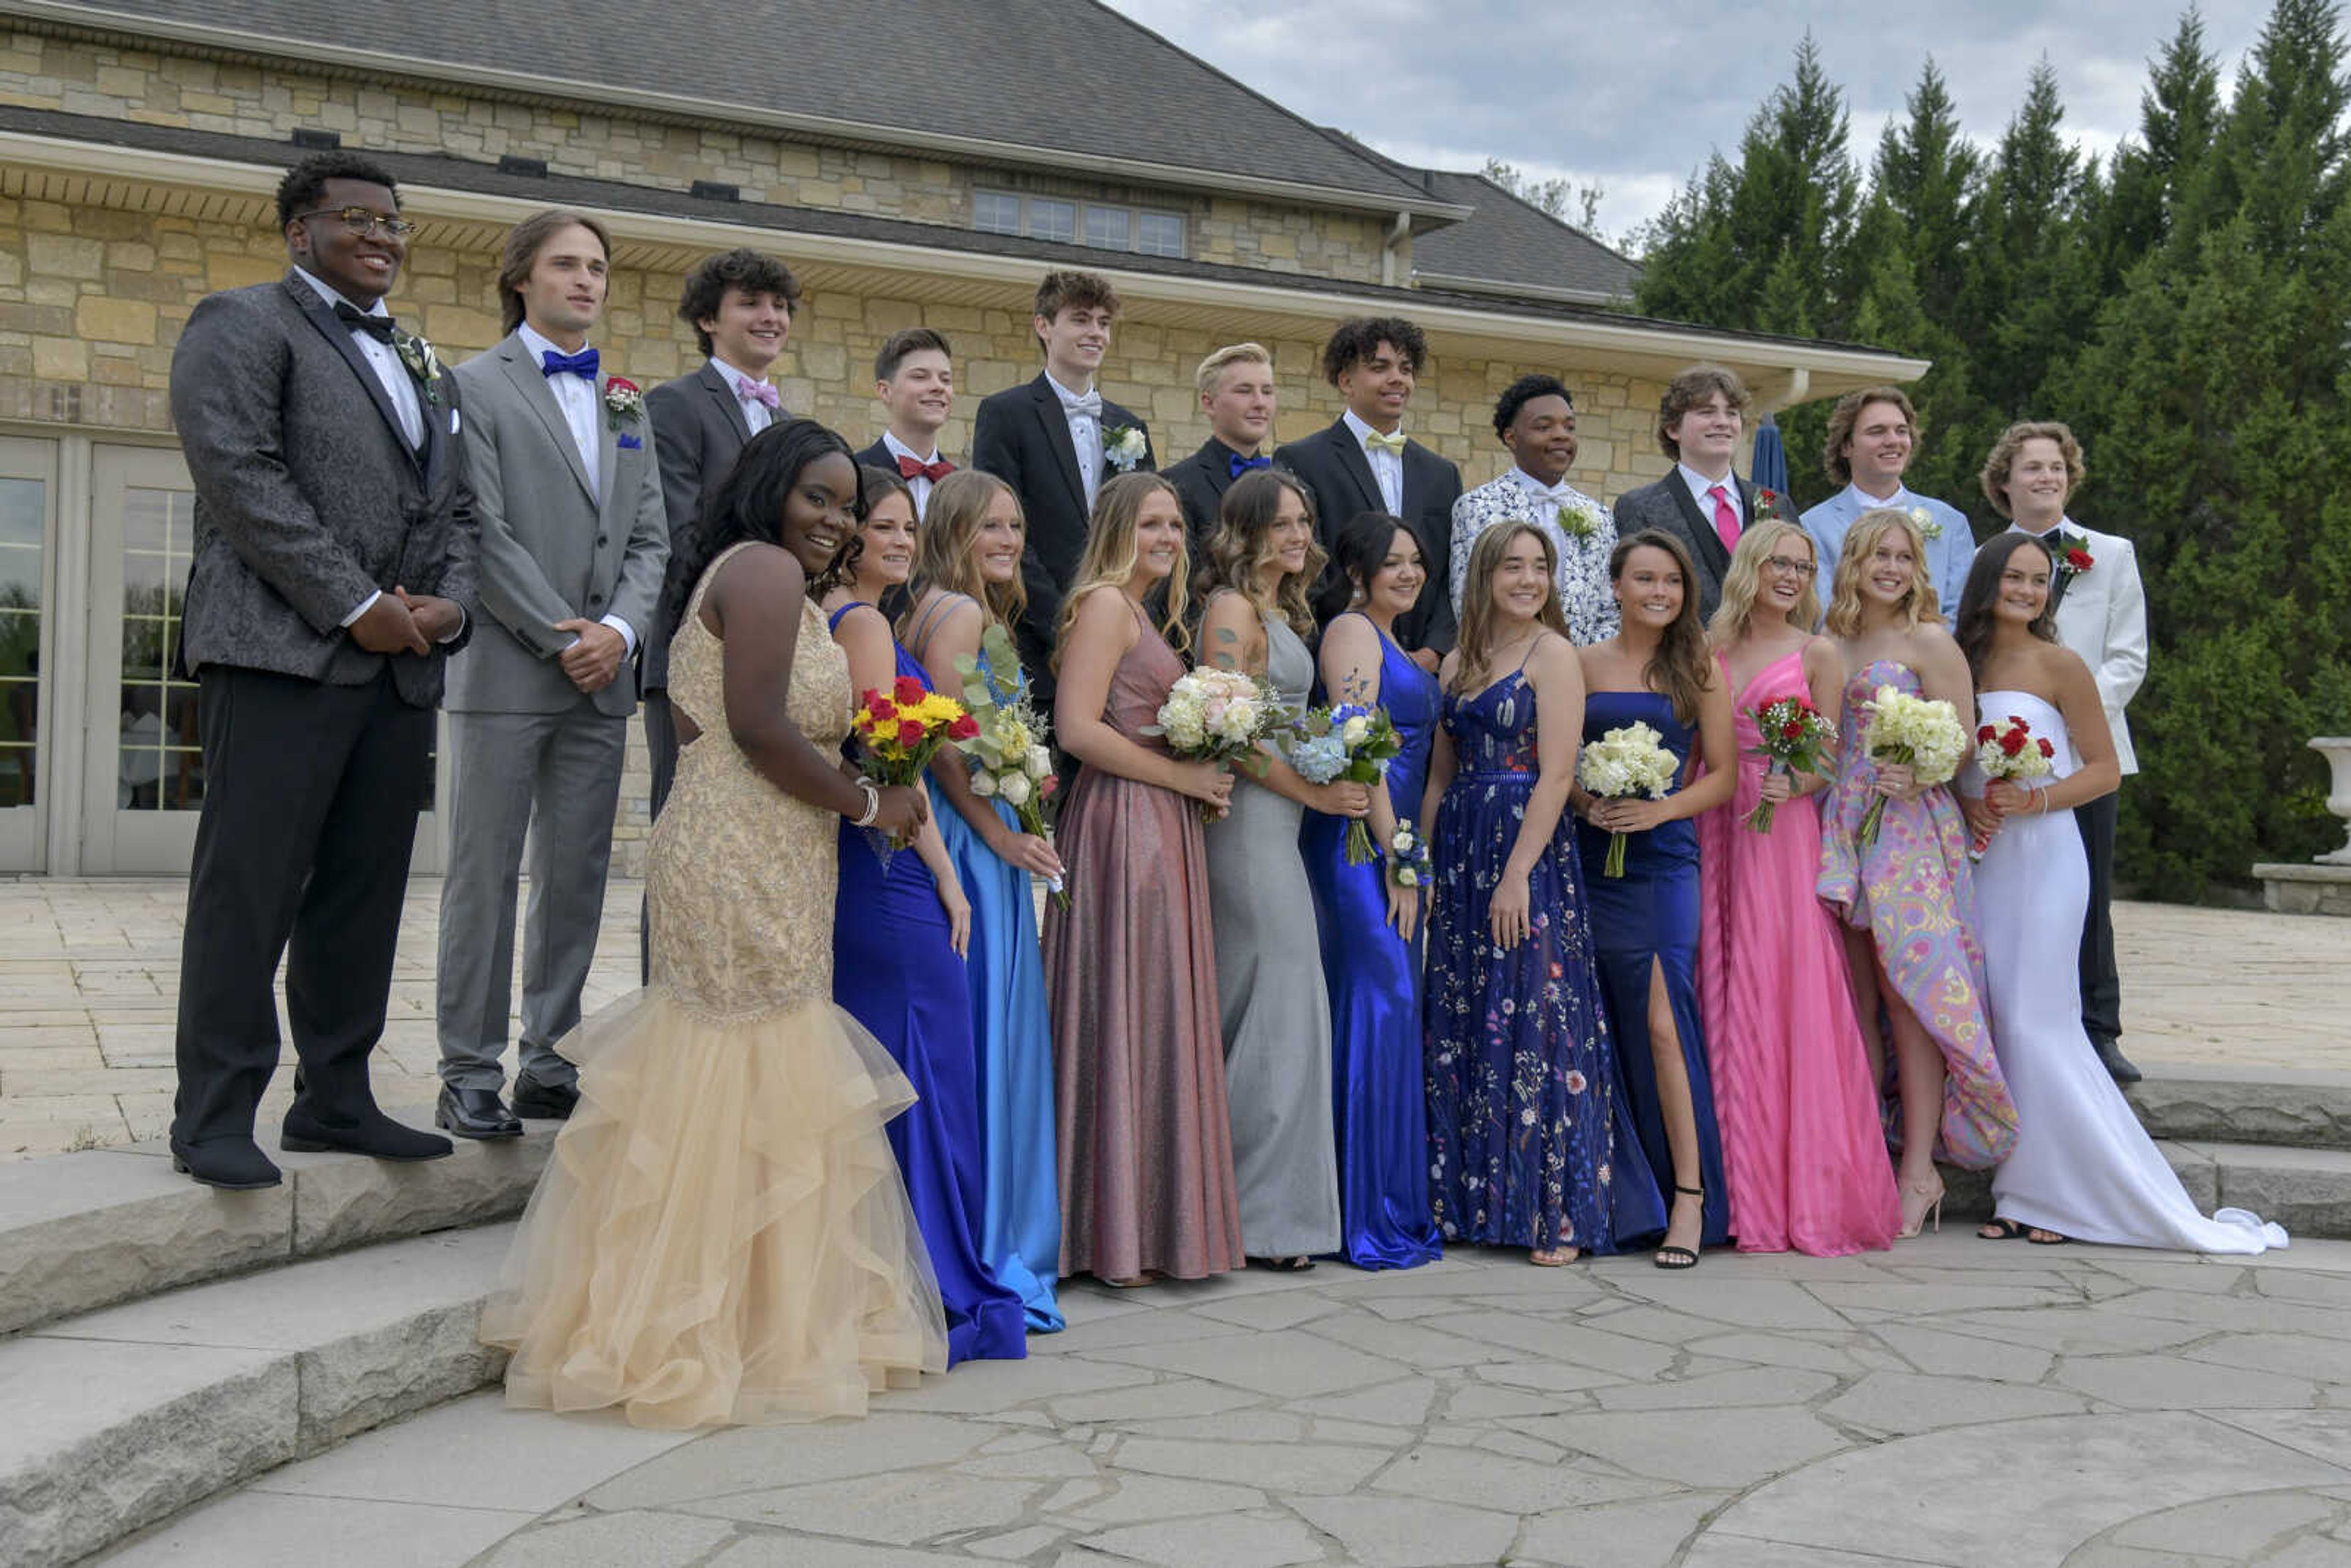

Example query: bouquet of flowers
[852,675,977,859]
[1147,666,1286,822]
[1744,695,1837,834]
[1967,713,2058,862]
[1855,684,1968,847]
[1577,720,1680,877]
[1288,702,1404,863]
[951,623,1068,906]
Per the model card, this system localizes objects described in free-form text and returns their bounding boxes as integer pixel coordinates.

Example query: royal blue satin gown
[1302,615,1443,1269]
[1575,690,1731,1250]
[830,607,1027,1364]
[908,603,1064,1333]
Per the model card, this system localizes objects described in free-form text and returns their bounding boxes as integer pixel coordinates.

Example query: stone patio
[91,1230,2351,1567]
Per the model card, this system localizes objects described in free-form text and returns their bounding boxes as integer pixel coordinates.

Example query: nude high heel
[1898,1176,1945,1240]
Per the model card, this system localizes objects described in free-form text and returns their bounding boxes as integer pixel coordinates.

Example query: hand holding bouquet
[1288,702,1404,863]
[1966,714,2057,862]
[853,675,977,857]
[1577,720,1680,877]
[1856,684,1967,846]
[1147,667,1288,822]
[952,624,1069,906]
[1744,695,1835,833]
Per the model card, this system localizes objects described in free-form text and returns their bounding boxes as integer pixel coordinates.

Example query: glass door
[0,437,53,871]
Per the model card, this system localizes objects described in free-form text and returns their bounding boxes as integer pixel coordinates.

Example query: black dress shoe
[283,1104,456,1160]
[511,1071,580,1121]
[435,1084,523,1139]
[169,1136,283,1190]
[2093,1037,2143,1084]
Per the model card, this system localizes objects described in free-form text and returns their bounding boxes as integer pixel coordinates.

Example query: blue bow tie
[540,347,600,381]
[1228,451,1273,480]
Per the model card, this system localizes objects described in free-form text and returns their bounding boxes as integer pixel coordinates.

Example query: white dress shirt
[1343,407,1406,514]
[294,266,427,631]
[710,354,779,436]
[882,429,946,520]
[1676,462,1745,536]
[517,321,602,502]
[1045,370,1103,510]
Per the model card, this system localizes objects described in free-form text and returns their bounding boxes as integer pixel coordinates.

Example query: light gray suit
[436,331,668,1093]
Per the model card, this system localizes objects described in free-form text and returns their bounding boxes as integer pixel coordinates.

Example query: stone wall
[0,29,1396,283]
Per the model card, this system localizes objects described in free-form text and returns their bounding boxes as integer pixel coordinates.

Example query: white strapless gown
[1966,691,2285,1253]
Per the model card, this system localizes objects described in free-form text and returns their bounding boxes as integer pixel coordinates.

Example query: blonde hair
[1052,472,1190,670]
[1709,520,1821,648]
[1194,342,1272,400]
[902,470,1026,639]
[1824,508,1940,637]
[1450,521,1570,695]
[1193,468,1323,640]
[1978,419,2087,519]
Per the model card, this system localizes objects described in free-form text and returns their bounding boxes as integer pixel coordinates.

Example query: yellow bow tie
[1363,429,1406,455]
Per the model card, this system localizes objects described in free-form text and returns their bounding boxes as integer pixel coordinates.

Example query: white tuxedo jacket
[2018,520,2147,775]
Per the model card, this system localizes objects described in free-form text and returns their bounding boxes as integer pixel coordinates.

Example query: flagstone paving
[91,1230,2351,1567]
[2,879,2345,1158]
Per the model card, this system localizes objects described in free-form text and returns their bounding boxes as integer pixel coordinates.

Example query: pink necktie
[1708,484,1740,552]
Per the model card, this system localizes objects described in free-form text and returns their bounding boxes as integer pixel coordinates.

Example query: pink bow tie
[736,378,781,411]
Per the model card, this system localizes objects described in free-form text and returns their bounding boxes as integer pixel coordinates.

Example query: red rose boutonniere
[602,376,644,430]
[2055,531,2095,583]
[1753,488,1784,524]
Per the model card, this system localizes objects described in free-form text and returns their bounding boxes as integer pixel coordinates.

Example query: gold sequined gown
[481,544,948,1428]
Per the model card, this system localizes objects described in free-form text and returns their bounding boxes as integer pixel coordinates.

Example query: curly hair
[1320,316,1427,386]
[1611,530,1712,727]
[1492,373,1574,439]
[1193,468,1324,641]
[276,151,399,226]
[1655,363,1752,461]
[677,249,802,357]
[1824,508,1940,637]
[1978,420,2087,519]
[1033,269,1120,326]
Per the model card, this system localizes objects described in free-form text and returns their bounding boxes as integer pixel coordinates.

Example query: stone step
[0,1223,511,1568]
[2128,1065,2351,1152]
[0,1125,553,1337]
[1935,1138,2348,1239]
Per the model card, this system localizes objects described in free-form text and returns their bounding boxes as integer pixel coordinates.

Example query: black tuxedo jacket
[1163,435,1270,555]
[645,363,771,688]
[970,372,1153,683]
[1273,419,1460,653]
[852,437,894,473]
[1611,470,1758,623]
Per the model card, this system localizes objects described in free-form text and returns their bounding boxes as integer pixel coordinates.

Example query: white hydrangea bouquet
[1577,719,1679,877]
[1857,683,1968,846]
[1147,666,1286,822]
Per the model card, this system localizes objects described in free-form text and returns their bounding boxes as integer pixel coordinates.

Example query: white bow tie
[1058,388,1103,419]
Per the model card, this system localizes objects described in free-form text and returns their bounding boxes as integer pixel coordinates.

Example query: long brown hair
[1824,508,1940,637]
[496,208,612,335]
[901,470,1026,639]
[1450,520,1570,695]
[1052,472,1188,671]
[1953,530,2061,685]
[1193,468,1324,639]
[1611,530,1711,726]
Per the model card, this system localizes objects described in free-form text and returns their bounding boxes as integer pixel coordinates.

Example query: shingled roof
[16,0,1456,215]
[1408,169,1641,305]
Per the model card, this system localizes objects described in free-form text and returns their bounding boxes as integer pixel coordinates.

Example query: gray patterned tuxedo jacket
[445,333,670,718]
[168,272,478,708]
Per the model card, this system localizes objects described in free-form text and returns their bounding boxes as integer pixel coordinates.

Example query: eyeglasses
[291,208,417,241]
[1761,556,1815,577]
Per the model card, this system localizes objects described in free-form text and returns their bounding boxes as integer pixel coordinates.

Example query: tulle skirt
[479,986,949,1429]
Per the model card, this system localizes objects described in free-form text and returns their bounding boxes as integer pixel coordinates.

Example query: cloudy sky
[1103,1,2278,244]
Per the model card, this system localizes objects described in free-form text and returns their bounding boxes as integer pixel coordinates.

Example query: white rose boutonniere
[1556,498,1601,541]
[1908,505,1943,541]
[1104,426,1147,473]
[393,328,444,407]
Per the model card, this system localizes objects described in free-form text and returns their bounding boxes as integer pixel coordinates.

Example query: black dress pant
[172,665,432,1148]
[2074,789,2124,1046]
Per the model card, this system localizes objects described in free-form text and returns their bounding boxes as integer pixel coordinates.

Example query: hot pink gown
[1697,648,1901,1256]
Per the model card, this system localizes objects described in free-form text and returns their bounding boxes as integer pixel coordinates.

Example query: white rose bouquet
[1147,666,1286,822]
[1857,683,1968,846]
[1577,720,1680,877]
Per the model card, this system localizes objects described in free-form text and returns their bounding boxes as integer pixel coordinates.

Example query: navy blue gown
[1422,659,1665,1255]
[1301,614,1443,1270]
[830,606,1027,1364]
[1576,689,1731,1249]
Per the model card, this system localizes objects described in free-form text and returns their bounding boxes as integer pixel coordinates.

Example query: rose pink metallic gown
[1697,648,1901,1256]
[1043,598,1243,1282]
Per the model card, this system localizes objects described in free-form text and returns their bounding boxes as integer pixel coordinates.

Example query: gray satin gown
[1204,609,1343,1258]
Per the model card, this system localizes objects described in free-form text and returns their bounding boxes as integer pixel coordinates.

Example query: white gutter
[6,0,1473,224]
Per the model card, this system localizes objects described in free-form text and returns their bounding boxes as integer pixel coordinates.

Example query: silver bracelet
[853,779,881,827]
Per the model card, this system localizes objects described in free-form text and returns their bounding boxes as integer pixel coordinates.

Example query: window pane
[118,483,202,811]
[1084,206,1129,250]
[1028,200,1074,244]
[0,478,43,809]
[973,191,1022,236]
[1138,212,1186,257]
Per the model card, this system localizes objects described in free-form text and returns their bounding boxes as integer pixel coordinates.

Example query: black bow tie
[334,301,396,343]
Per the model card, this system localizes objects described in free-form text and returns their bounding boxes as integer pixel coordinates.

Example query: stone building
[0,0,1921,876]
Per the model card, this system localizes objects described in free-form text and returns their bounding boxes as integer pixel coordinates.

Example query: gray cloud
[1106,1,2276,241]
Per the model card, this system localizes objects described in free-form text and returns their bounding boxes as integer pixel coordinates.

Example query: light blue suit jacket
[1801,485,1976,616]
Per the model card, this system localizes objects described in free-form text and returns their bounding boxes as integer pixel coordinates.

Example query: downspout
[1769,366,1812,413]
[1382,210,1410,288]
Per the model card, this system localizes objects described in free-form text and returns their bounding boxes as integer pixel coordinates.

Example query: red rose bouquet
[1743,694,1835,833]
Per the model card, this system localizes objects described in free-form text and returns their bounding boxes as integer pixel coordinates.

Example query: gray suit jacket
[445,333,669,718]
[643,364,759,689]
[167,272,477,707]
[1611,470,1759,624]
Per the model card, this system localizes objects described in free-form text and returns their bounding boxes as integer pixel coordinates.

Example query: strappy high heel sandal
[1654,1184,1704,1270]
[1898,1176,1945,1240]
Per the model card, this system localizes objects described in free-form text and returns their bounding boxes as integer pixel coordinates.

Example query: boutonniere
[1908,504,1944,541]
[602,376,645,430]
[392,328,443,407]
[2056,533,2095,579]
[1753,487,1784,523]
[1555,500,1600,541]
[1104,426,1147,473]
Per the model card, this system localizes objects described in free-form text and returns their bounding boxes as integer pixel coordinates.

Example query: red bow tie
[896,454,954,483]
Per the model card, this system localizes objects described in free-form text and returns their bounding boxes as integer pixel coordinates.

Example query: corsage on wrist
[1386,821,1433,889]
